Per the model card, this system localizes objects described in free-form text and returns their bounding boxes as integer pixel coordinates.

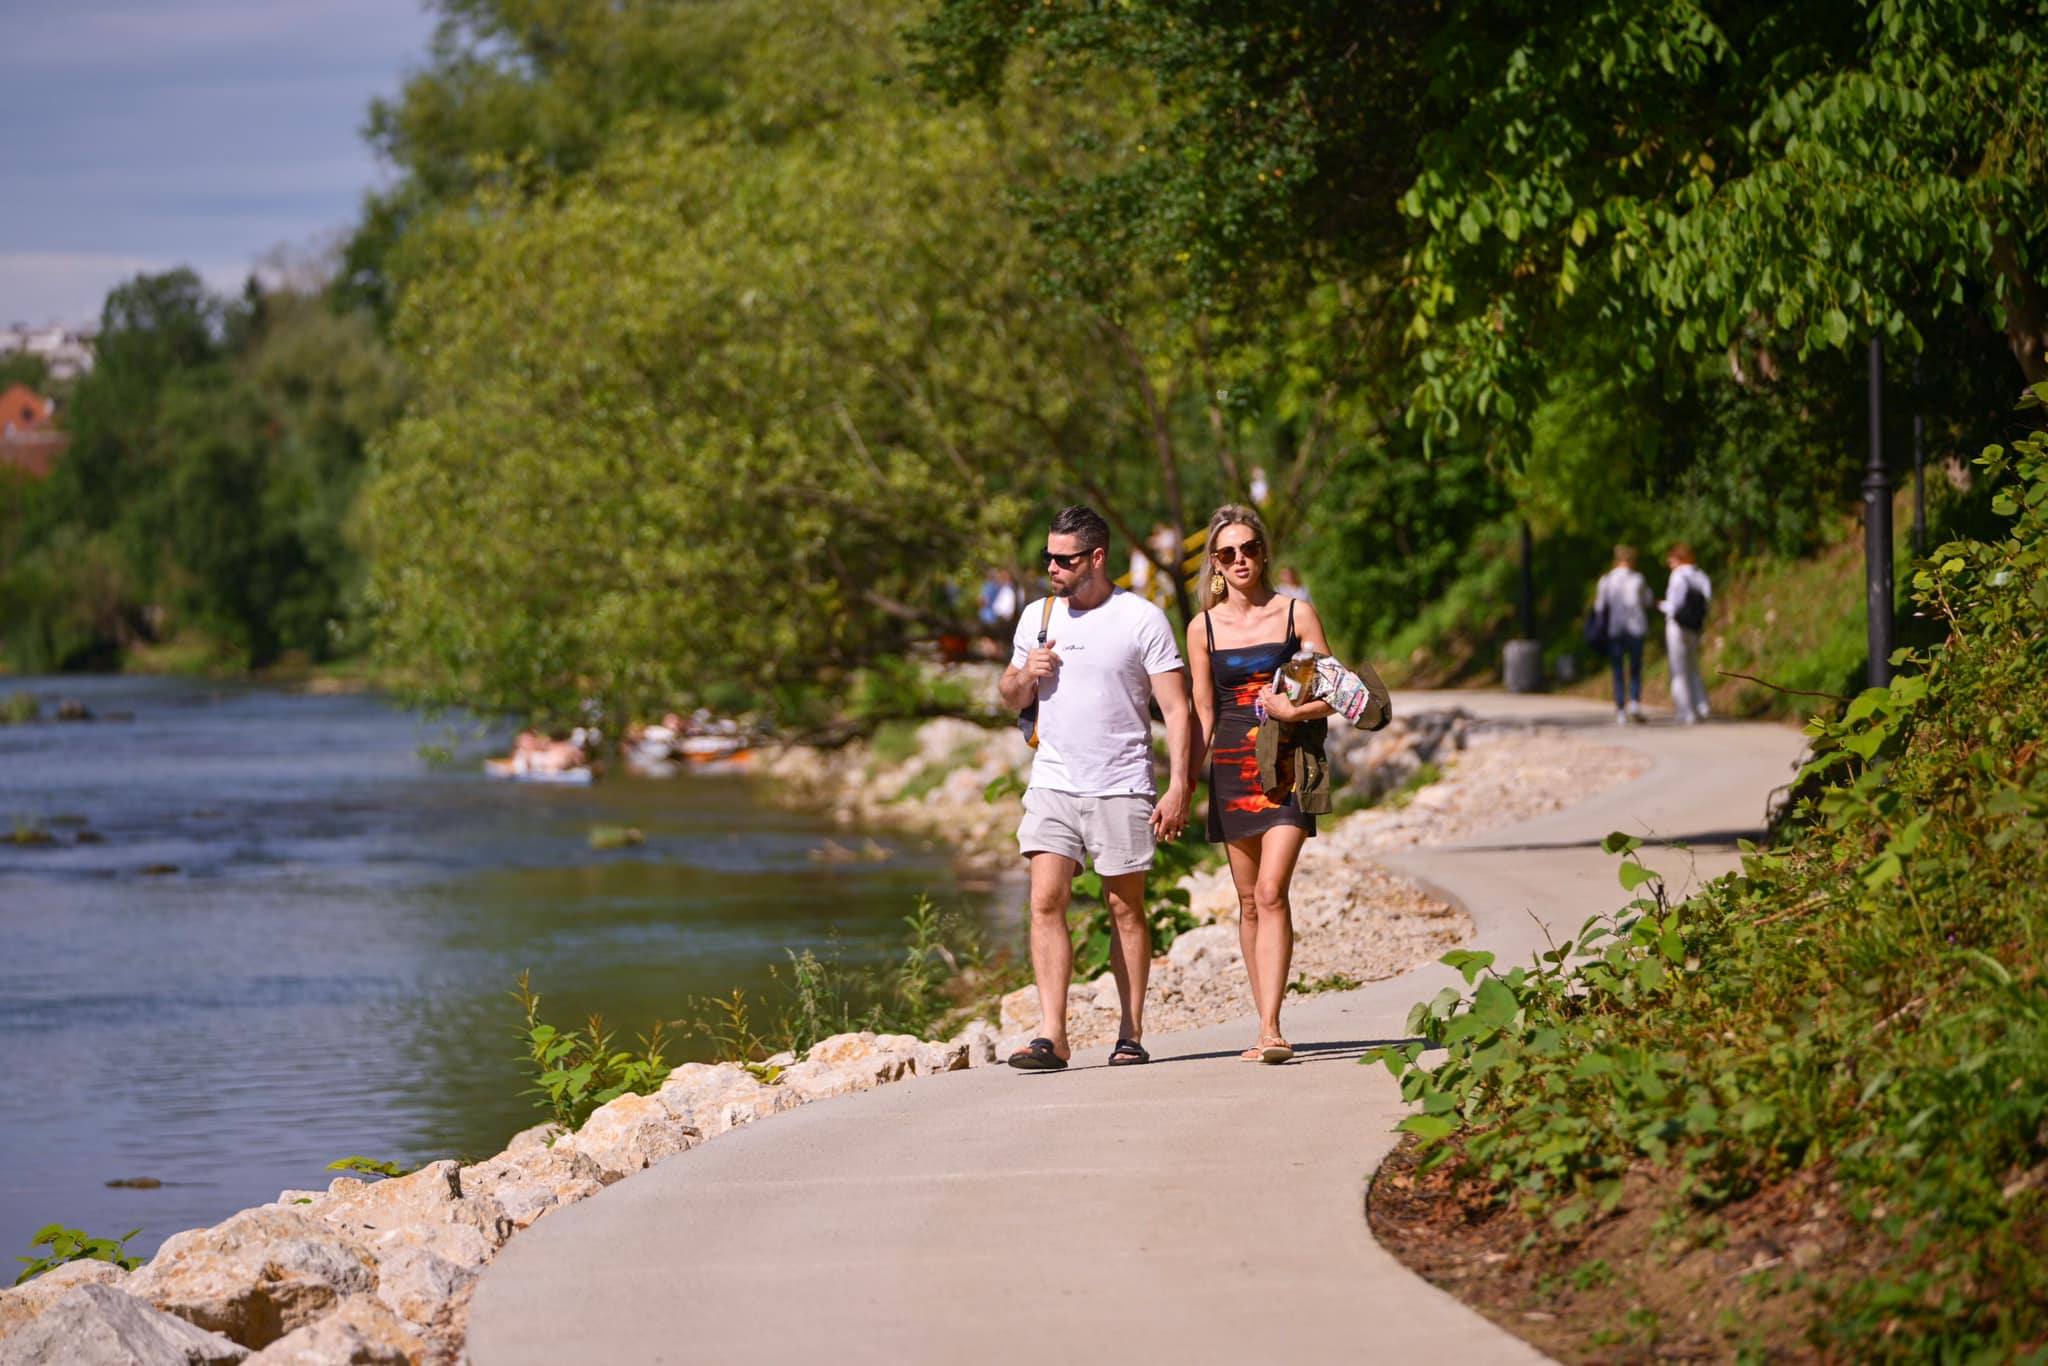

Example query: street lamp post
[1864,339,1894,689]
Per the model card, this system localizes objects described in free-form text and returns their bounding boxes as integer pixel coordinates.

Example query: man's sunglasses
[1041,548,1094,569]
[1213,539,1264,566]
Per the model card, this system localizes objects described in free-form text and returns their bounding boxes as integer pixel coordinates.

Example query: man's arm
[998,661,1037,712]
[1149,668,1194,837]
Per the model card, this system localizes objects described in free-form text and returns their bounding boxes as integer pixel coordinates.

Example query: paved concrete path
[467,693,1808,1366]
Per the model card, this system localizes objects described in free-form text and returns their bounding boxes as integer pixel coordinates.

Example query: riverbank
[0,699,1649,1364]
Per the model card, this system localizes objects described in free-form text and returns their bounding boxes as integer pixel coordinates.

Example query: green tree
[1398,0,2048,454]
[4,272,403,670]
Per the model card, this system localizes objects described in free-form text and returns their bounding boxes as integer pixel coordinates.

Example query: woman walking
[1188,505,1333,1064]
[1659,543,1714,723]
[1594,546,1651,724]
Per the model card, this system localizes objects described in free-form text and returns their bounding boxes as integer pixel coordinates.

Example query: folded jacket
[1254,716,1332,815]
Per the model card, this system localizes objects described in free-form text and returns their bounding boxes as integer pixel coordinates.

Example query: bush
[511,972,671,1132]
[1369,388,2048,1359]
[14,1225,142,1286]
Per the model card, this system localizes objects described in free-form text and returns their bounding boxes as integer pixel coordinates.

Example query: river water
[0,676,1001,1260]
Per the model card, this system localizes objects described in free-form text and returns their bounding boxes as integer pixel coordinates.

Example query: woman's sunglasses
[1041,548,1094,569]
[1213,539,1264,567]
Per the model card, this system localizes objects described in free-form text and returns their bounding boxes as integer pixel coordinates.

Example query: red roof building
[0,384,67,479]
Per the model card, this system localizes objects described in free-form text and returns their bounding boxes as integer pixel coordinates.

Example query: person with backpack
[998,505,1195,1070]
[1589,546,1652,724]
[1659,543,1714,723]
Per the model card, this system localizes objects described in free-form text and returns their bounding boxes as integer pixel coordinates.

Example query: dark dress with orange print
[1204,602,1317,844]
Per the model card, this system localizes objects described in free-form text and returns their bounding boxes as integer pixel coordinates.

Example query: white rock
[998,986,1037,1035]
[804,1032,877,1065]
[1090,971,1121,1013]
[774,1058,878,1103]
[126,1207,376,1350]
[242,1294,420,1366]
[0,1259,132,1341]
[0,1282,248,1365]
[949,1021,1000,1067]
[1166,923,1243,977]
[910,1039,971,1076]
[503,1122,564,1157]
[998,983,1095,1035]
[559,1093,700,1179]
[315,1163,511,1268]
[367,1244,470,1331]
[656,1064,797,1138]
[457,1145,607,1233]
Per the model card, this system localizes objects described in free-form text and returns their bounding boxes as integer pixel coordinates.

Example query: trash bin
[1503,639,1544,693]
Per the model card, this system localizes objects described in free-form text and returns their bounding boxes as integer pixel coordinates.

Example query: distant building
[0,322,96,381]
[0,383,67,479]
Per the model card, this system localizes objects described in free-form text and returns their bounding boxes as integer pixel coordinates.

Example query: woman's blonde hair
[1200,503,1274,610]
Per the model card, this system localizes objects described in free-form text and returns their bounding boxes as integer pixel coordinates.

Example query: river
[0,676,1002,1260]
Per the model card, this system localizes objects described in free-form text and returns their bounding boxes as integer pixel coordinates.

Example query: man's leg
[1099,869,1152,1043]
[1026,852,1080,1058]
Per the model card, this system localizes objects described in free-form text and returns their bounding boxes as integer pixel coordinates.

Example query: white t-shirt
[1660,564,1713,624]
[1595,566,1650,638]
[1011,588,1184,797]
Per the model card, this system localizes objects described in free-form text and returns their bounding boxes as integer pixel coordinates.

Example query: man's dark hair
[1048,504,1110,553]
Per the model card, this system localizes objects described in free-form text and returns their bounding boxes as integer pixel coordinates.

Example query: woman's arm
[1187,613,1215,772]
[1265,601,1336,722]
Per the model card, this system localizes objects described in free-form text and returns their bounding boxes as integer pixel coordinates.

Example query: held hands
[1151,782,1191,841]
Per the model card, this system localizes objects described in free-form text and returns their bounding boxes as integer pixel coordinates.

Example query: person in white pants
[1659,543,1713,722]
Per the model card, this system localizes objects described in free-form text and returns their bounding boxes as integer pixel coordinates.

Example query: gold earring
[1210,570,1226,598]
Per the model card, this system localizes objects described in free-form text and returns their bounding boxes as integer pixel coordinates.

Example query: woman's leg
[1683,628,1709,717]
[1608,636,1628,711]
[1251,825,1309,1043]
[1625,634,1645,709]
[1226,839,1265,1053]
[1666,621,1696,719]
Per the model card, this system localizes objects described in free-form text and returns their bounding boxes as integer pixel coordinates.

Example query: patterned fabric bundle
[1310,654,1392,730]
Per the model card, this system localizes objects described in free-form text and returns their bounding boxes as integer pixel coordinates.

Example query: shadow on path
[1448,826,1766,854]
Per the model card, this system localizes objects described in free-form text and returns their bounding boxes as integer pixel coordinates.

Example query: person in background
[977,567,1018,637]
[1146,522,1181,609]
[1275,565,1313,604]
[1594,546,1651,724]
[1659,543,1714,723]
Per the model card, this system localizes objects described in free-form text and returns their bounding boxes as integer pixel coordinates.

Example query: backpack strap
[1036,595,1055,646]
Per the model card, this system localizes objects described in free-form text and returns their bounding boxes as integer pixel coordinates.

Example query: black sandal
[1007,1037,1069,1070]
[1108,1038,1150,1066]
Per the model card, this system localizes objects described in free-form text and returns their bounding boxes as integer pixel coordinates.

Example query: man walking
[999,505,1194,1069]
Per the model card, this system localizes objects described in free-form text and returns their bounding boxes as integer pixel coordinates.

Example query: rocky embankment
[0,704,1645,1366]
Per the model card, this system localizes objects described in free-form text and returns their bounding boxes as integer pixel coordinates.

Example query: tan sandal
[1259,1037,1294,1065]
[1239,1045,1265,1061]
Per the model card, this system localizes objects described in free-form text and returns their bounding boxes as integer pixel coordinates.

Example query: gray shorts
[1017,788,1156,876]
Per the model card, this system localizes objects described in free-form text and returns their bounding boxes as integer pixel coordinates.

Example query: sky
[0,0,440,327]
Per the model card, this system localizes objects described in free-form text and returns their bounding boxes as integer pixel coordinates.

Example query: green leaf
[1471,977,1519,1030]
[1618,861,1657,891]
[1399,1113,1457,1141]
